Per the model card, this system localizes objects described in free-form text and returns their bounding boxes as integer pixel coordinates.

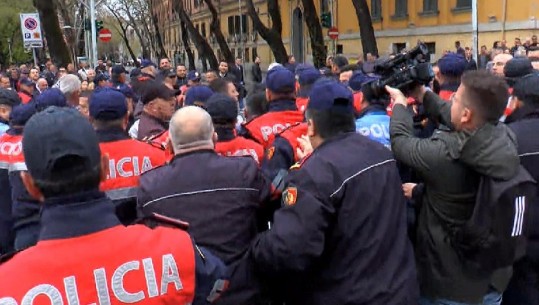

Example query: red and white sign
[328,27,339,40]
[98,28,112,42]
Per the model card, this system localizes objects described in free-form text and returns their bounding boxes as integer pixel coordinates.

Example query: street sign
[98,28,112,42]
[328,27,339,40]
[20,13,43,48]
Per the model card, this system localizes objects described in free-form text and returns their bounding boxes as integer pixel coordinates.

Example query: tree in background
[180,20,196,70]
[351,0,378,58]
[301,0,327,68]
[245,0,288,64]
[105,4,140,66]
[203,0,233,64]
[33,0,72,67]
[0,0,34,67]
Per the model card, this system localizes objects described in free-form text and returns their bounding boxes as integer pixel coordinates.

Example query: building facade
[153,0,539,70]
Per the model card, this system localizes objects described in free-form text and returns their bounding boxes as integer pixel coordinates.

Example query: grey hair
[169,106,214,153]
[56,74,81,95]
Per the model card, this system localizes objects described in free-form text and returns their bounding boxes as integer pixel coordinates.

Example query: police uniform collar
[0,117,8,125]
[317,132,356,150]
[6,127,22,136]
[215,127,235,142]
[96,127,130,143]
[268,99,298,112]
[141,111,169,128]
[40,189,121,241]
[356,104,387,119]
[439,82,460,93]
[171,148,216,162]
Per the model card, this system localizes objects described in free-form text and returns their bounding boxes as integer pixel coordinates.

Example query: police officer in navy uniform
[0,106,228,304]
[436,53,467,100]
[138,106,273,265]
[0,103,34,254]
[250,79,418,305]
[9,89,69,250]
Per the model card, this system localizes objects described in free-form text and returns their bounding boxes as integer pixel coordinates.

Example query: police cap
[23,106,101,181]
[34,88,67,111]
[184,86,213,107]
[89,87,127,120]
[438,53,467,77]
[348,71,379,91]
[308,79,354,113]
[187,71,201,82]
[298,67,321,86]
[266,66,295,93]
[205,93,238,121]
[0,88,21,107]
[9,103,36,126]
[505,58,534,86]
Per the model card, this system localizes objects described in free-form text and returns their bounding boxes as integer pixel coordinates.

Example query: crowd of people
[0,37,537,305]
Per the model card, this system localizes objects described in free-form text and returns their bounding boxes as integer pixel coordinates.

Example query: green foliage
[0,0,35,67]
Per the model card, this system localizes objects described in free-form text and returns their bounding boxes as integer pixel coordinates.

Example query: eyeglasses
[494,62,506,66]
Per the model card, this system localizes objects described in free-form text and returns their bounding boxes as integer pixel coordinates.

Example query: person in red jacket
[0,106,228,305]
[89,88,167,224]
[436,53,466,101]
[17,78,34,104]
[295,66,321,113]
[206,93,264,164]
[241,67,303,149]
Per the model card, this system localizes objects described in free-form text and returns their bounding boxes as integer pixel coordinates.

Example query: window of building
[244,48,250,62]
[394,0,408,17]
[228,16,234,35]
[195,24,200,34]
[456,0,471,8]
[425,42,436,54]
[422,0,438,13]
[336,44,343,54]
[371,0,382,20]
[252,48,258,60]
[241,15,248,33]
[393,42,407,54]
[217,50,222,61]
[320,0,329,12]
[234,16,241,35]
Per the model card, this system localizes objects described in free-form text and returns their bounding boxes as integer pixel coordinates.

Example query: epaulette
[289,152,313,170]
[137,213,189,231]
[276,122,301,136]
[0,248,27,265]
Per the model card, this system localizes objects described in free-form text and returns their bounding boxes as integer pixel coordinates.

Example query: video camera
[363,43,434,99]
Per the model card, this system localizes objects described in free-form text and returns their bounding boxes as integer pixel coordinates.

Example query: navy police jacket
[137,149,273,265]
[251,132,418,305]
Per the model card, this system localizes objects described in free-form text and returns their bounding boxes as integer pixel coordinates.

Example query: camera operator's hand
[409,84,428,104]
[385,86,408,107]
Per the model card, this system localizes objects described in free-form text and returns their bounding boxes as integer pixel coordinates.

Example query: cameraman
[388,70,519,305]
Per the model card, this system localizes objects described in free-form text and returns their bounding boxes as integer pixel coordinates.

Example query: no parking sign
[20,13,43,48]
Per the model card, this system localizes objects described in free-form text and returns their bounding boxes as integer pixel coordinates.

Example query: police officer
[250,79,418,305]
[0,103,34,254]
[138,106,273,265]
[9,88,68,250]
[295,66,321,113]
[241,67,303,149]
[0,106,228,304]
[0,88,21,134]
[352,73,392,149]
[184,85,214,108]
[17,78,34,104]
[205,93,264,164]
[436,53,467,100]
[89,88,167,224]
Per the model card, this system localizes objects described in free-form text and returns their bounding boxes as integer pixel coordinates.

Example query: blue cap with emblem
[298,67,321,86]
[89,87,127,120]
[34,88,67,111]
[187,70,201,82]
[348,71,380,91]
[438,53,467,77]
[307,79,354,113]
[205,93,238,121]
[141,59,156,69]
[184,86,213,107]
[23,106,101,181]
[9,103,36,126]
[266,66,295,93]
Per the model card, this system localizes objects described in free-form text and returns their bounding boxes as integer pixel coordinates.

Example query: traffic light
[95,20,104,31]
[84,19,91,31]
[321,12,331,28]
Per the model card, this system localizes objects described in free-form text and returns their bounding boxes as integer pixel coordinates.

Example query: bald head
[492,53,513,77]
[169,106,215,153]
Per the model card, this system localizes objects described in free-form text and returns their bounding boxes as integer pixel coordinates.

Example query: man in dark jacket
[137,105,273,265]
[136,81,176,141]
[251,56,262,83]
[503,73,539,305]
[251,79,418,305]
[388,70,519,305]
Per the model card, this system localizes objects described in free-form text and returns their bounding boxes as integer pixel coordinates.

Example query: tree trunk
[203,0,233,63]
[351,0,378,58]
[107,5,139,66]
[33,0,72,67]
[301,0,327,68]
[177,2,218,70]
[245,0,288,64]
[151,13,168,59]
[180,20,196,70]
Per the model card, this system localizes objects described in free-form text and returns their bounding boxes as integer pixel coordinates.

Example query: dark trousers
[503,258,539,305]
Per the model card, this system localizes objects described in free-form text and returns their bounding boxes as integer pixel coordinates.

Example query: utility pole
[472,0,478,63]
[238,0,243,61]
[90,0,98,67]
